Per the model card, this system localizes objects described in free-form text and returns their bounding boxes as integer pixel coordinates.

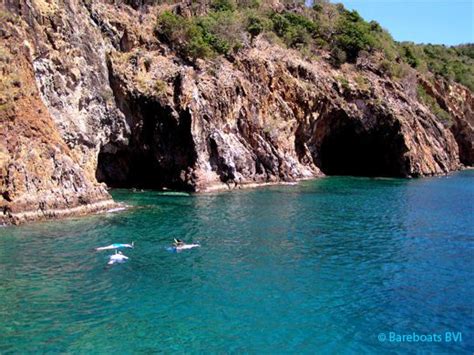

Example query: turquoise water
[0,171,473,353]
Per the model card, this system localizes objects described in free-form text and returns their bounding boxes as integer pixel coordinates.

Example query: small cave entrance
[317,118,408,177]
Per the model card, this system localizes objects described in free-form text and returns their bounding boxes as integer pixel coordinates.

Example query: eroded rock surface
[0,31,114,224]
[1,0,472,224]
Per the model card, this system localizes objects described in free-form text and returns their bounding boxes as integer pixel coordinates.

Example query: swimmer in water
[173,239,185,247]
[170,239,200,252]
[108,250,129,265]
[96,242,134,251]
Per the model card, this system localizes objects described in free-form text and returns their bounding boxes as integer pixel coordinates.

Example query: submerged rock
[0,0,472,224]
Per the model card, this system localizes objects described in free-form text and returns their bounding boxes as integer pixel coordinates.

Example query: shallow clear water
[0,172,473,353]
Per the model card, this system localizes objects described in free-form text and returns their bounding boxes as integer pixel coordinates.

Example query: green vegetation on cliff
[154,0,473,91]
[417,84,452,125]
[400,43,474,90]
[156,9,244,58]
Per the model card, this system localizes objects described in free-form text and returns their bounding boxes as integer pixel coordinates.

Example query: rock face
[0,28,115,225]
[1,0,473,224]
[418,78,474,166]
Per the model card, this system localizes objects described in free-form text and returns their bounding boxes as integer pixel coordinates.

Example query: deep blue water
[0,171,473,353]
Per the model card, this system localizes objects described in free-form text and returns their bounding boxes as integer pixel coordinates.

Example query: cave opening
[96,148,163,189]
[95,98,197,191]
[317,120,407,177]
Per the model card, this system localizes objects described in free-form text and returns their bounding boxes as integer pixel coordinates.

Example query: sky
[325,0,474,46]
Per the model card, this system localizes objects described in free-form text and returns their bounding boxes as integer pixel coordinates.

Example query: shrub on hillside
[270,11,317,48]
[334,10,375,62]
[156,10,244,60]
[211,0,236,12]
[246,12,270,39]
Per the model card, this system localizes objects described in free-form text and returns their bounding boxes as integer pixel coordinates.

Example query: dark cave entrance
[95,99,198,191]
[96,149,163,189]
[317,118,408,177]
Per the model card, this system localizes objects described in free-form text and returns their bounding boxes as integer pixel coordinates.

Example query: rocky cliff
[1,0,473,224]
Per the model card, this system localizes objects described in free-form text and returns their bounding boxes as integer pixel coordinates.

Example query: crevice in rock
[450,115,474,166]
[208,136,235,183]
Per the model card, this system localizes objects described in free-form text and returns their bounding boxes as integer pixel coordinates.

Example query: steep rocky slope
[1,0,472,224]
[1,7,116,225]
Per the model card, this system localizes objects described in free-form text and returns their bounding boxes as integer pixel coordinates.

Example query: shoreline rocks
[1,1,472,225]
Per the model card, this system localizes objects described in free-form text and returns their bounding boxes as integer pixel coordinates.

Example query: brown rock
[0,0,472,225]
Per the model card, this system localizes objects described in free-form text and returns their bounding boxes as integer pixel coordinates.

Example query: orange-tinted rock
[0,14,114,225]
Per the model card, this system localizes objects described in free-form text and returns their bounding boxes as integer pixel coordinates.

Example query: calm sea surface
[0,171,473,353]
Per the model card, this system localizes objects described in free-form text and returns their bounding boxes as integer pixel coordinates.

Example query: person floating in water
[108,250,129,265]
[96,242,134,251]
[170,239,200,251]
[173,239,185,247]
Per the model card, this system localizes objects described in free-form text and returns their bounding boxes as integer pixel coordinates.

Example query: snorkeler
[170,239,200,251]
[96,242,134,251]
[173,239,185,247]
[108,250,129,265]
